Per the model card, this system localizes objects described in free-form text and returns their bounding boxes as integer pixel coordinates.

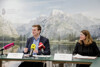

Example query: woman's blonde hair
[79,30,93,46]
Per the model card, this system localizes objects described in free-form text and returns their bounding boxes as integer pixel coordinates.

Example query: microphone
[0,43,14,55]
[0,43,14,51]
[30,44,36,57]
[39,42,45,50]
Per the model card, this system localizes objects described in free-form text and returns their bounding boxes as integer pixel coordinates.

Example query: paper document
[7,53,24,59]
[33,55,51,57]
[73,54,96,59]
[24,54,51,57]
[54,53,72,60]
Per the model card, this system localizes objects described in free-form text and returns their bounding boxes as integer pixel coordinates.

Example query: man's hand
[24,48,28,53]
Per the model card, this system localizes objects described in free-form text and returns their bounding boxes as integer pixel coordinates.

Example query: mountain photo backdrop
[0,0,100,67]
[0,0,100,41]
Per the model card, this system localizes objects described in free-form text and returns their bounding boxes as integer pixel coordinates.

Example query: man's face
[32,27,40,36]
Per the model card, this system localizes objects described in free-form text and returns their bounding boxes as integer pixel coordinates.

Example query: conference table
[0,55,100,67]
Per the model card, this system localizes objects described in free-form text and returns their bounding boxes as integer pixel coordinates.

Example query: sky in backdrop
[0,0,100,24]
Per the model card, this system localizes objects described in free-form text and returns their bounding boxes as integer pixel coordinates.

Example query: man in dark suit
[19,25,50,67]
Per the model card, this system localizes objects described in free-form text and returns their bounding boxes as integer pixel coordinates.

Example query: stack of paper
[73,54,96,59]
[54,53,72,60]
[7,53,24,59]
[33,55,51,57]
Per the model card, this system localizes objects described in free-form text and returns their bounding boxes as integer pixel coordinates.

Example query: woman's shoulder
[90,41,97,46]
[92,41,96,43]
[91,41,96,44]
[76,42,81,46]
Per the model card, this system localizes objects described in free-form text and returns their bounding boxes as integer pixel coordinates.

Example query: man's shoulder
[27,37,33,40]
[40,36,48,40]
[40,36,49,45]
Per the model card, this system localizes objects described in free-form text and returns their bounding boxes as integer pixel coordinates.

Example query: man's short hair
[32,25,41,31]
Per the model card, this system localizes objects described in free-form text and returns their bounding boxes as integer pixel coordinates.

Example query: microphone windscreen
[31,44,36,50]
[3,43,14,50]
[39,42,45,49]
[42,45,45,49]
[39,42,43,45]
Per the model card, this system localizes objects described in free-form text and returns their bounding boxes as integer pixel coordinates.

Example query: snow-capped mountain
[16,10,100,40]
[0,15,19,37]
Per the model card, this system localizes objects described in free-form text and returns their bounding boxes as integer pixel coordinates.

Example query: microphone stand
[29,49,36,58]
[0,49,4,56]
[40,47,45,55]
[41,48,44,54]
[29,49,33,57]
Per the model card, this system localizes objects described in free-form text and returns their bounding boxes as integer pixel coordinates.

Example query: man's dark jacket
[25,36,50,55]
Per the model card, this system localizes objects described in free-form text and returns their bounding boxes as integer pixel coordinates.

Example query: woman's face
[80,32,86,40]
